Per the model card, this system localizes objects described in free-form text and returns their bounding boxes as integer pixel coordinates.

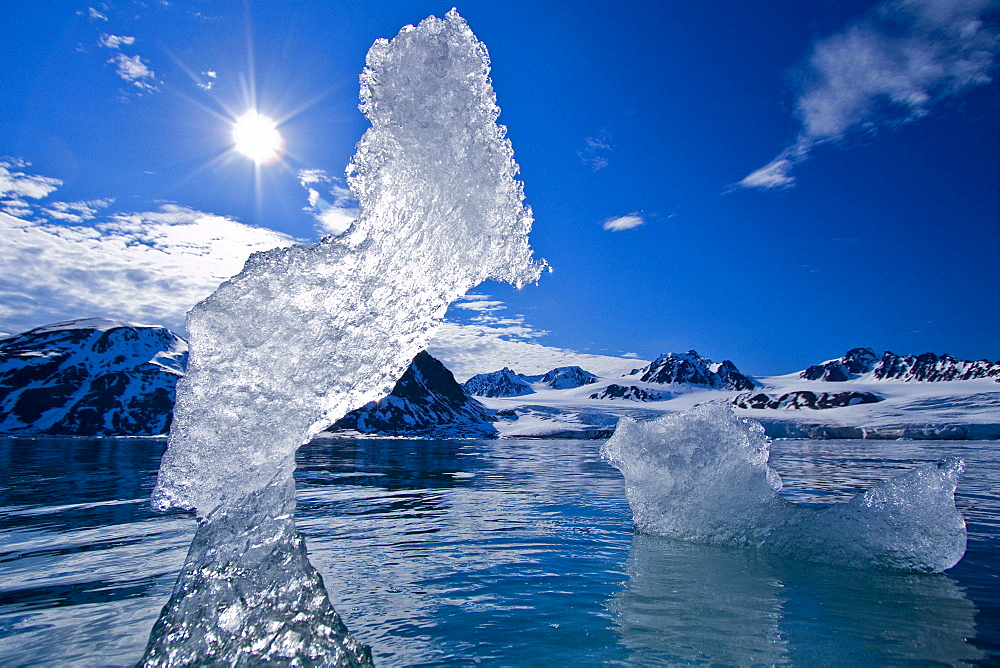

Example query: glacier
[143,10,543,665]
[601,404,967,572]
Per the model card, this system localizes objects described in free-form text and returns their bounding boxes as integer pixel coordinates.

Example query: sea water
[1,435,998,665]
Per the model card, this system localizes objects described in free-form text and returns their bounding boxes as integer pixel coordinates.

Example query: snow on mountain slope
[0,318,187,435]
[626,350,756,390]
[0,320,495,438]
[476,349,1000,440]
[329,350,497,438]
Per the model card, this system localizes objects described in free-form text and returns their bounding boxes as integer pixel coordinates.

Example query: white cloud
[430,292,643,380]
[740,0,1000,189]
[0,159,62,200]
[428,321,644,381]
[108,53,158,91]
[197,70,217,90]
[99,34,135,49]
[602,213,646,231]
[42,198,115,223]
[578,132,613,171]
[0,167,295,335]
[1,162,642,381]
[87,7,108,21]
[737,152,799,190]
[297,169,358,236]
[453,299,506,312]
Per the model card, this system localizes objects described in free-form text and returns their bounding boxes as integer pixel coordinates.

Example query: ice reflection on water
[0,436,998,665]
[615,534,980,665]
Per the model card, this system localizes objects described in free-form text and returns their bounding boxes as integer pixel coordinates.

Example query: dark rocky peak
[539,366,597,390]
[629,350,756,391]
[589,384,666,402]
[332,351,497,438]
[873,351,1000,383]
[734,390,882,410]
[800,348,879,382]
[462,367,535,397]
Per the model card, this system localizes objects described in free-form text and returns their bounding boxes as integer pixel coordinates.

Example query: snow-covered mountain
[462,368,535,397]
[625,350,756,391]
[2,321,997,441]
[463,364,599,397]
[471,347,1000,440]
[800,348,879,381]
[0,320,496,438]
[734,390,882,410]
[801,348,1000,383]
[589,384,666,402]
[873,351,1000,383]
[329,351,497,438]
[538,366,598,390]
[0,318,187,436]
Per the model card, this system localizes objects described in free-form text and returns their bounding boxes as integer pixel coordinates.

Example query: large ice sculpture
[153,9,544,516]
[601,404,967,572]
[143,11,543,665]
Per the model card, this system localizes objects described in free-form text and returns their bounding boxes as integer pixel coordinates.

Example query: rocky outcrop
[462,367,535,397]
[734,390,882,410]
[872,351,1000,383]
[628,350,756,391]
[0,318,188,435]
[331,351,497,438]
[800,348,879,381]
[539,366,597,390]
[589,384,666,402]
[801,348,1000,383]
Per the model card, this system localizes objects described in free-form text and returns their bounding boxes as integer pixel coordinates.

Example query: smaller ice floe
[601,404,967,572]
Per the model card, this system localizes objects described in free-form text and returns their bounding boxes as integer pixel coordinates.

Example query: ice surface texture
[141,476,373,666]
[601,404,967,572]
[153,10,544,515]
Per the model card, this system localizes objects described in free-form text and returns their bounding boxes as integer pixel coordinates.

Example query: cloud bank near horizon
[740,0,1000,189]
[0,160,295,334]
[0,160,643,377]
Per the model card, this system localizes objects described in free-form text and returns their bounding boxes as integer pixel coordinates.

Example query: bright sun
[232,111,283,165]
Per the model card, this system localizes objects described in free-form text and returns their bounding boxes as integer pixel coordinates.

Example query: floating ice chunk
[601,404,967,572]
[152,10,545,515]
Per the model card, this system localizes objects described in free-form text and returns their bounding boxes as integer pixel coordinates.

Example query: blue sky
[1,0,997,377]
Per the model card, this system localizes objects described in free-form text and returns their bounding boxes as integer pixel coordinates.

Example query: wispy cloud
[602,213,646,231]
[578,131,613,171]
[98,33,135,49]
[98,30,158,92]
[0,159,62,200]
[298,169,358,236]
[87,7,108,21]
[428,321,644,381]
[42,198,115,223]
[108,53,158,91]
[739,0,1000,189]
[197,69,217,91]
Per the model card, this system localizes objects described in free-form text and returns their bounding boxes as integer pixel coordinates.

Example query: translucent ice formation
[141,476,373,666]
[601,404,967,572]
[153,10,544,516]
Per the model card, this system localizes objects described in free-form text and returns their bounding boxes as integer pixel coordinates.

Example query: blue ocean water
[0,435,997,665]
